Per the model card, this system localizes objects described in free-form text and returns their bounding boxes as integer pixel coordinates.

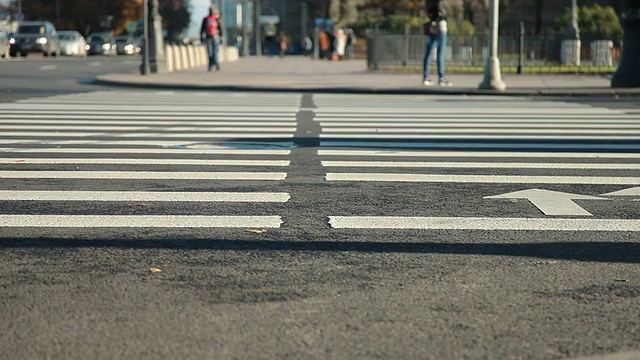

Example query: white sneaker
[439,78,453,87]
[423,78,433,86]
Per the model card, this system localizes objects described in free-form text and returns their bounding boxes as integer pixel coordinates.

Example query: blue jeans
[423,32,447,80]
[206,36,220,70]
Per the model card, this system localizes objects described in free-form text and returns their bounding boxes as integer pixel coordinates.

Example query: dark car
[115,35,140,55]
[9,21,61,57]
[86,32,116,56]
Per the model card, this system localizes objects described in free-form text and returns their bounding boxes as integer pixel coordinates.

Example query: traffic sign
[126,21,137,33]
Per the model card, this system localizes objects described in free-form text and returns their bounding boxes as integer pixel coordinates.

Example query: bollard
[165,44,174,72]
[611,1,640,87]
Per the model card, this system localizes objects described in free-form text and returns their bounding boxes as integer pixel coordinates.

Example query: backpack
[205,15,219,36]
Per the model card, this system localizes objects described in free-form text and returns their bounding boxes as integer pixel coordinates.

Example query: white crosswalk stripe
[315,95,640,231]
[0,91,300,230]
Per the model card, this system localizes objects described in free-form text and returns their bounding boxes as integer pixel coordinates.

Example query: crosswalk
[1,92,639,233]
[0,91,300,229]
[313,94,640,231]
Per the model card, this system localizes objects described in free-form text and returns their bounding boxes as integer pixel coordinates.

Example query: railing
[366,31,620,73]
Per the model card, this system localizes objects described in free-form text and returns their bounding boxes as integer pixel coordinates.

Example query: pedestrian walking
[334,29,347,60]
[277,32,288,57]
[318,30,330,59]
[302,34,313,56]
[422,0,452,86]
[346,29,357,60]
[200,5,223,72]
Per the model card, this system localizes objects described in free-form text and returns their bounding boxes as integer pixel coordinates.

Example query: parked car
[0,31,10,59]
[9,21,61,57]
[58,30,87,57]
[85,32,116,56]
[115,35,140,55]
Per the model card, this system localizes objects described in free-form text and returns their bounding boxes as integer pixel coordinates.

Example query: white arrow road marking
[328,216,640,231]
[603,187,640,198]
[485,189,609,216]
[39,65,57,71]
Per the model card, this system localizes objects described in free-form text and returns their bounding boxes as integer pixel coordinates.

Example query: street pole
[562,0,581,65]
[254,0,262,56]
[517,21,524,75]
[218,0,227,62]
[611,0,640,87]
[141,0,151,74]
[479,0,506,91]
[242,0,250,56]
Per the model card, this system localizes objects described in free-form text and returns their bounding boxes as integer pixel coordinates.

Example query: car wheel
[1,47,8,59]
[43,51,49,57]
[20,52,27,57]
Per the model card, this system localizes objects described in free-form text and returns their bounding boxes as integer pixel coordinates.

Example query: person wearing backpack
[200,6,223,72]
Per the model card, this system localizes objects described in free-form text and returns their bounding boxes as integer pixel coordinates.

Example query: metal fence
[366,31,620,72]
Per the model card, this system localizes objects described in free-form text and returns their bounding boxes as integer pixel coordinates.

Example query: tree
[18,0,191,39]
[159,0,191,41]
[552,4,622,41]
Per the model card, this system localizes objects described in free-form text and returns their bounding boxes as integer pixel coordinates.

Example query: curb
[94,75,640,98]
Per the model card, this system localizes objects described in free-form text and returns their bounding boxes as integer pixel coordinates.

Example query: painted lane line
[0,158,290,166]
[325,173,640,185]
[0,215,283,228]
[321,161,640,170]
[0,127,298,132]
[316,115,639,120]
[0,112,298,117]
[313,108,624,114]
[0,171,287,180]
[485,189,608,216]
[317,150,640,159]
[0,120,296,126]
[319,134,640,140]
[0,148,291,155]
[0,104,298,111]
[39,65,57,71]
[0,132,295,139]
[319,141,640,151]
[322,128,640,135]
[0,191,290,202]
[319,122,640,128]
[0,140,296,147]
[328,216,640,231]
[88,61,102,67]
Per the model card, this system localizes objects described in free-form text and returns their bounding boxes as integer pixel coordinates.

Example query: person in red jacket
[200,6,223,72]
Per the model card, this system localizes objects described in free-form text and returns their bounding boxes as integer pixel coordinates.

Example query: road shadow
[0,238,638,264]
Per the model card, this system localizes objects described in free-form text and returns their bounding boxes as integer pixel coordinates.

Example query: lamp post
[611,0,640,87]
[254,0,262,56]
[561,0,581,65]
[479,0,506,91]
[140,0,166,74]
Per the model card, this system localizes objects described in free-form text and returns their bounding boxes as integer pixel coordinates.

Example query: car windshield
[18,25,45,34]
[59,34,77,40]
[115,38,131,43]
[88,35,110,42]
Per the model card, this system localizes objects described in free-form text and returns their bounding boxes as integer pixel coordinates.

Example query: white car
[58,30,87,57]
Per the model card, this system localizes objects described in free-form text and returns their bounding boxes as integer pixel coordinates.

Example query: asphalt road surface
[0,57,639,360]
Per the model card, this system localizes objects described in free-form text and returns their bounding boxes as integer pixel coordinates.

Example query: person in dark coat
[422,0,452,86]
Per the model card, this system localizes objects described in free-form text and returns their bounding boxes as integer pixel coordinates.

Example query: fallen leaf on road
[129,203,154,207]
[14,160,26,163]
[150,267,163,273]
[615,279,629,282]
[248,229,268,233]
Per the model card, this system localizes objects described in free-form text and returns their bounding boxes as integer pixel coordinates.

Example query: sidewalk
[96,56,640,97]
